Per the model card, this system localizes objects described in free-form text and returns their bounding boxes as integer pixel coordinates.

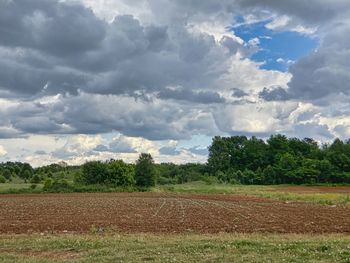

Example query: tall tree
[135,153,156,187]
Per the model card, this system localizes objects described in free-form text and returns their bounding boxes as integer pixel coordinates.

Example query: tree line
[0,134,350,191]
[208,135,350,184]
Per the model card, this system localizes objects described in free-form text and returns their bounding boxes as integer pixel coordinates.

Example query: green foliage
[208,134,350,185]
[79,160,135,187]
[2,169,12,180]
[0,175,6,183]
[19,163,33,180]
[43,178,72,192]
[156,176,177,185]
[135,153,156,187]
[43,178,53,190]
[155,163,207,184]
[107,160,135,186]
[30,174,41,184]
[1,134,350,192]
[81,161,109,185]
[201,175,220,185]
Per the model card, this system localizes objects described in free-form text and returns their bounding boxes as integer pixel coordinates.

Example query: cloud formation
[0,0,350,165]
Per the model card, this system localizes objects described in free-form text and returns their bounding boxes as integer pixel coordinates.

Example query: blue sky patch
[233,21,319,71]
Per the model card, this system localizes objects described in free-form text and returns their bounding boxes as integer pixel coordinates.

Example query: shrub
[2,169,11,180]
[81,161,108,185]
[0,175,6,183]
[43,178,53,190]
[107,160,135,186]
[201,175,219,185]
[156,176,177,185]
[30,174,41,184]
[43,178,72,192]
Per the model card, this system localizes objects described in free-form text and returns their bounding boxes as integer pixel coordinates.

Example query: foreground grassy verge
[155,182,350,205]
[0,234,349,263]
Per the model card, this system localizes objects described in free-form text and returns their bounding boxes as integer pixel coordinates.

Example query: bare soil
[0,193,349,234]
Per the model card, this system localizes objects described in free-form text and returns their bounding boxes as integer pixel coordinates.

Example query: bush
[43,178,72,193]
[81,161,108,185]
[30,174,41,184]
[73,170,84,184]
[43,178,53,190]
[2,169,11,180]
[156,176,177,185]
[0,175,6,183]
[107,160,135,186]
[201,175,219,185]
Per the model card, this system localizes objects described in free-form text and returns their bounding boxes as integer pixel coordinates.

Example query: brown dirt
[271,186,350,194]
[0,192,349,234]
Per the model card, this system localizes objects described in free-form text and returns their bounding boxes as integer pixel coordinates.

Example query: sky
[0,0,350,166]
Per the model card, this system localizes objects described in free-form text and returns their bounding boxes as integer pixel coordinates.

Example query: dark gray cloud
[259,87,289,101]
[232,88,248,98]
[0,0,350,147]
[93,144,110,152]
[287,24,350,101]
[237,0,349,26]
[159,146,181,156]
[187,146,208,156]
[52,148,76,159]
[0,0,106,56]
[0,0,233,98]
[158,88,225,104]
[108,139,137,153]
[0,127,24,139]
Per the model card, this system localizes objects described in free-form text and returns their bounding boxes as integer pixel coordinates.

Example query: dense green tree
[262,165,277,184]
[316,160,334,183]
[2,169,11,180]
[135,153,156,187]
[207,134,350,185]
[242,137,269,171]
[207,136,233,173]
[267,134,290,163]
[81,161,108,185]
[107,160,135,186]
[30,174,41,184]
[0,175,6,183]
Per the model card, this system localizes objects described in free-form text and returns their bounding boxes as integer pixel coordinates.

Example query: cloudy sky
[0,0,349,166]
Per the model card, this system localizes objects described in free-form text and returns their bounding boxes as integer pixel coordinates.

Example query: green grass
[0,183,43,194]
[0,183,30,191]
[154,182,350,205]
[0,234,349,263]
[1,180,349,205]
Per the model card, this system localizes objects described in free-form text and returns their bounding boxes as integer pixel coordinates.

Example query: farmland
[0,186,349,262]
[0,191,349,234]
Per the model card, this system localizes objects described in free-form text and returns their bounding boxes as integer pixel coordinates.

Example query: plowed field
[0,193,349,234]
